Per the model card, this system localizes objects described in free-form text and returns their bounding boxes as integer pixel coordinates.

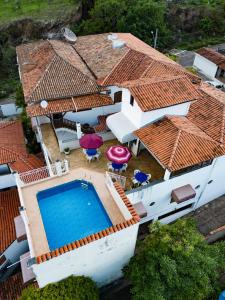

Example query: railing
[53,118,77,131]
[17,160,69,186]
[106,171,126,189]
[19,165,56,184]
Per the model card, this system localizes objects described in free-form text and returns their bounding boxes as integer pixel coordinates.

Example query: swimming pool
[37,180,112,250]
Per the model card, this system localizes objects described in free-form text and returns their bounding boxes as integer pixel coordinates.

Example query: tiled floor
[21,168,125,257]
[41,123,165,190]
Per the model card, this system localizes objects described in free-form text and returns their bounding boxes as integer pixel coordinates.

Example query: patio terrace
[41,124,165,190]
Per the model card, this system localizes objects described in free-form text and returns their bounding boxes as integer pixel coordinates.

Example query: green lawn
[0,0,79,24]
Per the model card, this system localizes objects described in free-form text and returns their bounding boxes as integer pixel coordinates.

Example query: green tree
[124,218,225,300]
[75,0,171,49]
[20,275,99,300]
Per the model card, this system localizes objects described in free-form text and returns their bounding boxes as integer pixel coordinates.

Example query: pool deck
[21,168,125,257]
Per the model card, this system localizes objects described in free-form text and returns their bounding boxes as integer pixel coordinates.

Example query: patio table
[134,171,148,183]
[86,149,97,156]
[112,162,124,170]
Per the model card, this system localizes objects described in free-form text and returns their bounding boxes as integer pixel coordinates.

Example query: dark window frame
[114,91,122,103]
[158,203,193,220]
[130,95,134,106]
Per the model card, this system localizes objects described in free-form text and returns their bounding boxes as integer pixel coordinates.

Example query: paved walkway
[187,195,225,236]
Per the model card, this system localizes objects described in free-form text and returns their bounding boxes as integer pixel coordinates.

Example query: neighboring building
[0,188,28,282]
[193,47,225,85]
[0,120,44,190]
[9,32,225,289]
[0,97,22,118]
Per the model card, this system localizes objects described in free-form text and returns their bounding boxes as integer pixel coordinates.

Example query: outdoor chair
[107,162,114,171]
[134,169,141,175]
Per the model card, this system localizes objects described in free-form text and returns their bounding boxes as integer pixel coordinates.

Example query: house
[193,47,225,85]
[16,33,200,153]
[0,120,44,190]
[10,32,225,289]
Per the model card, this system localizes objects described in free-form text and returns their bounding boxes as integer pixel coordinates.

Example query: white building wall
[121,88,191,128]
[195,156,225,208]
[127,164,213,224]
[0,103,22,117]
[32,224,139,288]
[193,53,218,78]
[0,174,16,190]
[65,103,121,126]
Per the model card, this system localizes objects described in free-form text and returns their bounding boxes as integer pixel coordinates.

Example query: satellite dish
[40,100,48,109]
[63,28,77,43]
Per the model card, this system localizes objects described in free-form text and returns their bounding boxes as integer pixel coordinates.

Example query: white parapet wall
[32,223,139,288]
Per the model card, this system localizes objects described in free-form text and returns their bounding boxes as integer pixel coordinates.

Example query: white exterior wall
[65,103,121,126]
[121,88,191,128]
[34,103,121,126]
[32,224,138,288]
[193,53,218,78]
[0,173,16,190]
[0,103,22,117]
[195,155,225,208]
[127,164,214,224]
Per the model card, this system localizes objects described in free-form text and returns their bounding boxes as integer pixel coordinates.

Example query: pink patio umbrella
[106,145,132,164]
[79,133,103,149]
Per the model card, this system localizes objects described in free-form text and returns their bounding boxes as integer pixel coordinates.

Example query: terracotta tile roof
[121,75,200,112]
[142,60,200,84]
[117,33,177,65]
[197,47,225,69]
[99,49,153,86]
[26,94,113,117]
[73,33,129,79]
[0,188,20,254]
[0,272,24,300]
[188,83,225,144]
[36,183,140,264]
[9,154,45,173]
[0,272,37,300]
[134,115,224,172]
[16,40,98,103]
[0,121,27,164]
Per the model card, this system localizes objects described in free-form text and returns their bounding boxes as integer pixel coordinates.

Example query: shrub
[20,275,99,300]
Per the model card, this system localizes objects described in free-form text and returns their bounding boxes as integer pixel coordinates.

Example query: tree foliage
[124,218,225,300]
[20,275,99,300]
[76,0,171,49]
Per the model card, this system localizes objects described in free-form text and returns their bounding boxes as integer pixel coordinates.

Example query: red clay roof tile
[134,115,224,172]
[121,75,200,112]
[0,188,20,254]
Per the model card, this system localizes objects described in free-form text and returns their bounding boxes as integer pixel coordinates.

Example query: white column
[55,160,62,176]
[64,160,69,172]
[164,169,171,181]
[76,122,82,139]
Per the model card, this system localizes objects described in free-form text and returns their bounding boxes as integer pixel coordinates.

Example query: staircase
[53,118,77,131]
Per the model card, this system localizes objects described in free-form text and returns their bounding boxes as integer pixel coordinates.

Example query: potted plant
[64,147,70,155]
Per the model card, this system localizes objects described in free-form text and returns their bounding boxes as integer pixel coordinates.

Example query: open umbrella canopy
[79,133,103,149]
[106,145,131,164]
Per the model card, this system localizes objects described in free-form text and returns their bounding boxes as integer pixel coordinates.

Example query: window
[0,164,10,176]
[114,91,122,103]
[158,203,193,220]
[130,95,134,106]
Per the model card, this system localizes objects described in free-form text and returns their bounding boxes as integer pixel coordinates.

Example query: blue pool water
[37,180,112,250]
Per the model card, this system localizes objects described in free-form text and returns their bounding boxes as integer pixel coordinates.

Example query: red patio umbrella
[79,133,103,149]
[106,145,131,164]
